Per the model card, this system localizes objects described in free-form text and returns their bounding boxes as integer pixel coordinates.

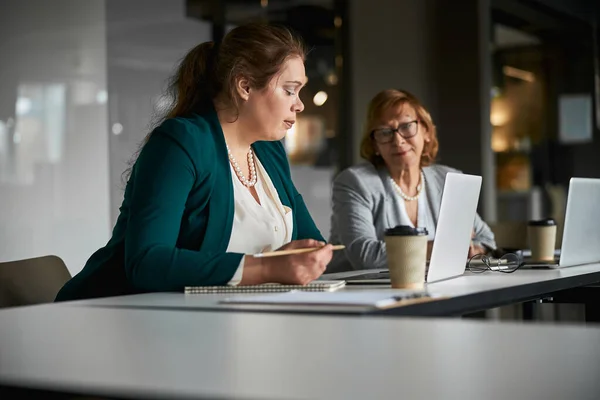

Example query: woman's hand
[265,239,333,285]
[468,243,487,259]
[468,230,486,258]
[242,239,333,285]
[427,235,486,261]
[276,239,326,252]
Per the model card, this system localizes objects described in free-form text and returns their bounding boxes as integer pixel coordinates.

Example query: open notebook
[184,280,346,294]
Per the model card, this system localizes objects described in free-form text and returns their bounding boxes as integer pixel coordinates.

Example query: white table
[65,263,600,317]
[1,304,599,399]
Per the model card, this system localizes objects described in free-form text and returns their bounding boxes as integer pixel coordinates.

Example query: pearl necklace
[390,171,424,201]
[227,145,257,187]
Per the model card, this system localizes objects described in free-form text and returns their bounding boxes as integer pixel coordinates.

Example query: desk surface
[1,304,599,399]
[67,263,600,317]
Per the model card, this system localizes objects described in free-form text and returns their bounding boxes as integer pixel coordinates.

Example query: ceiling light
[503,66,535,82]
[313,91,328,106]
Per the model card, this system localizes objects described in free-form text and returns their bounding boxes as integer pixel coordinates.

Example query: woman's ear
[422,124,431,143]
[421,130,431,161]
[235,76,251,101]
[374,141,382,157]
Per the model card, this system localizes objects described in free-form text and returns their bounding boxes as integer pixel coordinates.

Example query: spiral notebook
[184,280,346,294]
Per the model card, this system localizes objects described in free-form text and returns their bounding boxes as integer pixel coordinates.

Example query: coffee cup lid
[528,218,556,227]
[385,225,428,236]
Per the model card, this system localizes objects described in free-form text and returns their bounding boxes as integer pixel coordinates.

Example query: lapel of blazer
[252,142,292,207]
[251,141,296,238]
[376,166,404,231]
[197,109,235,254]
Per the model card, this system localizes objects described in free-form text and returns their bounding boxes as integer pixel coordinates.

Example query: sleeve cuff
[227,257,245,286]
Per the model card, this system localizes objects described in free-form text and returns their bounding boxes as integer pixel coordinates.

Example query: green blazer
[55,109,324,301]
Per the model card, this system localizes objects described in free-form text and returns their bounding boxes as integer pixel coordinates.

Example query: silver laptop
[341,172,482,284]
[523,177,600,268]
[426,173,482,283]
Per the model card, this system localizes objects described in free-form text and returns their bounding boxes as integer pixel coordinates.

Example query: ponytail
[122,41,219,184]
[123,24,306,184]
[164,41,220,120]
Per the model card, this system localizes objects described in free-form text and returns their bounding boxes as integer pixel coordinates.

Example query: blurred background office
[0,0,598,279]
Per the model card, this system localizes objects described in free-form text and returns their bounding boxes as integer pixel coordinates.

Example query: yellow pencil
[253,244,345,258]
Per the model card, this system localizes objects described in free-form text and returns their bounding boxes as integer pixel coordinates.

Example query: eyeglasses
[466,252,522,274]
[371,120,419,144]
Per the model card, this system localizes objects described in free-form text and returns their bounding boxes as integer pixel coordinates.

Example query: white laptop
[523,177,600,268]
[426,173,482,283]
[338,172,482,284]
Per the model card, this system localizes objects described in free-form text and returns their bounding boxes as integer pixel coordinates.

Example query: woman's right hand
[263,239,334,285]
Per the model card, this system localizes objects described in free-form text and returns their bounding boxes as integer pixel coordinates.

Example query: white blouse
[396,182,436,241]
[226,155,293,285]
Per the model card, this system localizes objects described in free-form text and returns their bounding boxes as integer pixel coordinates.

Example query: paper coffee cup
[527,218,557,261]
[385,225,429,289]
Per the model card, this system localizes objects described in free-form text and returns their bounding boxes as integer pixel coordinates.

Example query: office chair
[0,255,71,308]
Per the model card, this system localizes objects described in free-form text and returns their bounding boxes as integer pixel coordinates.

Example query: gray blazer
[327,163,496,273]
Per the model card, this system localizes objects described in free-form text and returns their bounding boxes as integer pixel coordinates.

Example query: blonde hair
[360,89,439,167]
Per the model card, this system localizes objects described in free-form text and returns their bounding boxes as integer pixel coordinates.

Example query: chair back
[489,221,528,250]
[0,255,71,308]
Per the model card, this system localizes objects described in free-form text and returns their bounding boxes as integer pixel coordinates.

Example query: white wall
[0,0,111,275]
[105,0,211,223]
[291,166,334,239]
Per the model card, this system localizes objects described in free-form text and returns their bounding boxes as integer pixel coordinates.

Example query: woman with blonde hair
[327,89,495,272]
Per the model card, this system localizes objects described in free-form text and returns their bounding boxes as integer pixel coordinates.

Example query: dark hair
[123,23,307,183]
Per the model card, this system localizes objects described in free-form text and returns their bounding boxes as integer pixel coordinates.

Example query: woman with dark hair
[56,23,333,301]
